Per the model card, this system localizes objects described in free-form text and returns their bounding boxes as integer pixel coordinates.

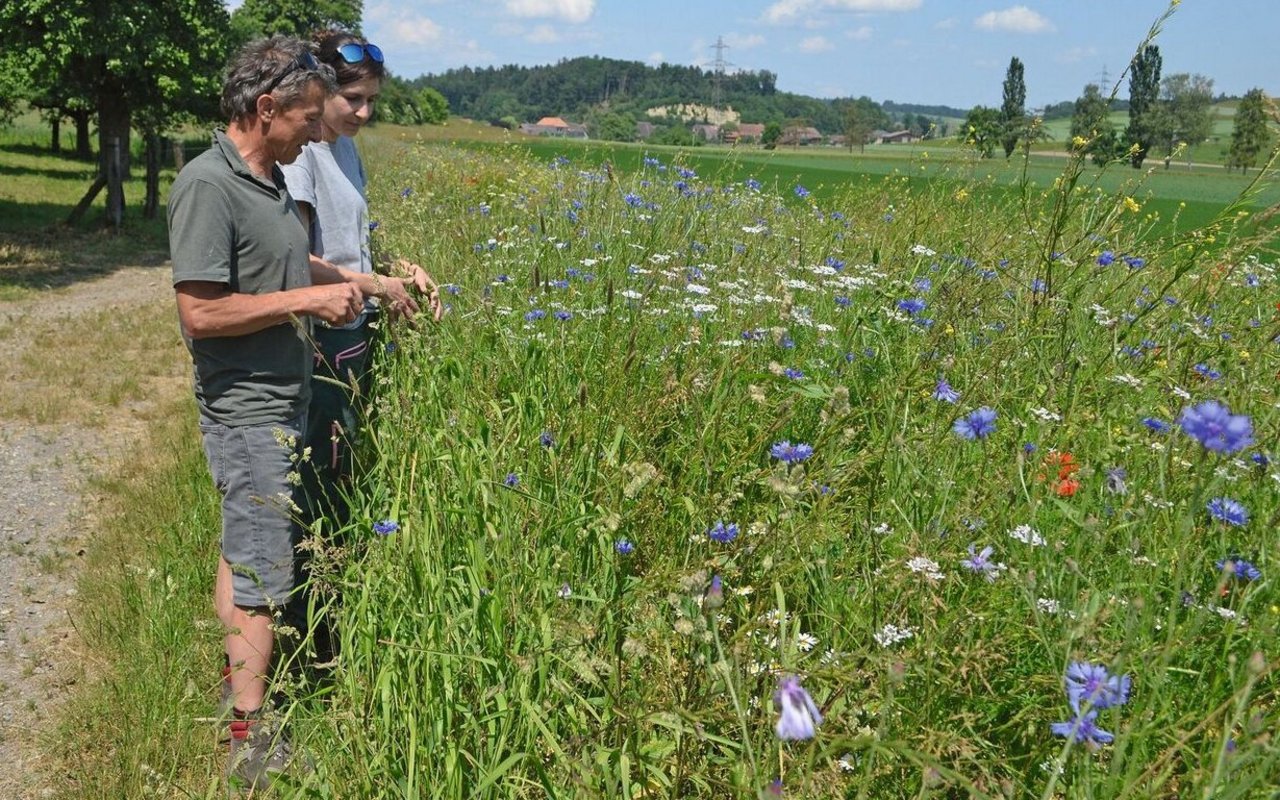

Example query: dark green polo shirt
[168,129,313,426]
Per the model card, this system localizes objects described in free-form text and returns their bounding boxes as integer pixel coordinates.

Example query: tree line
[0,0,447,226]
[959,49,1274,171]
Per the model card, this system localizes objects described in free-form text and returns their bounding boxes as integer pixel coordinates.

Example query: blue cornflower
[1097,251,1115,266]
[443,284,461,295]
[1193,363,1222,381]
[897,298,927,316]
[770,441,814,464]
[1141,417,1171,434]
[741,329,766,342]
[503,472,520,488]
[826,256,846,271]
[707,520,739,544]
[539,431,554,448]
[1178,401,1254,455]
[399,187,413,198]
[553,310,573,321]
[1050,710,1114,745]
[933,379,960,403]
[368,220,380,232]
[1105,466,1127,495]
[952,407,997,440]
[676,166,697,179]
[783,367,805,380]
[794,185,811,199]
[704,574,724,609]
[1124,255,1145,269]
[913,277,933,292]
[745,177,762,191]
[524,309,546,322]
[835,296,852,308]
[623,192,643,207]
[1064,662,1131,711]
[1031,278,1048,293]
[615,538,635,555]
[1252,453,1270,467]
[1023,442,1037,453]
[373,519,399,535]
[773,675,822,740]
[1206,497,1249,526]
[1216,557,1261,582]
[960,544,1003,582]
[384,341,397,354]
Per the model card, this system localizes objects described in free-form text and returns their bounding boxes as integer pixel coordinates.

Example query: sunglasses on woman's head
[336,42,384,64]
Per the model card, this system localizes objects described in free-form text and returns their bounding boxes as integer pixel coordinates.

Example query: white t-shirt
[281,136,372,275]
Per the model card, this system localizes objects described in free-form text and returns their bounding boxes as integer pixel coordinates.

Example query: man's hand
[304,282,364,326]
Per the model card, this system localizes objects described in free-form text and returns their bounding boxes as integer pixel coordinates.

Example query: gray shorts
[198,413,306,609]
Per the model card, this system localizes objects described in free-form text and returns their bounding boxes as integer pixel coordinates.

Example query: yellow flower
[954,189,969,202]
[1072,135,1088,149]
[1124,196,1141,213]
[1240,350,1250,361]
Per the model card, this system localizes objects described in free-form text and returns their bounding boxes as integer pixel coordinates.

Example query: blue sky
[229,1,1277,109]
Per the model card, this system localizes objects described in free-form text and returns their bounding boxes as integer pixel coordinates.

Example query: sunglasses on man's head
[265,50,320,94]
[336,42,384,64]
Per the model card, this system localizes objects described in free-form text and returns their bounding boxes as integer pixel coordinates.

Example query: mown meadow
[257,128,1280,799]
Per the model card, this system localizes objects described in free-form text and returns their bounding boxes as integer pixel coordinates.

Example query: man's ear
[256,92,277,122]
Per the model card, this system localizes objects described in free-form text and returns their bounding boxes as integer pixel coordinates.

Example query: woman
[281,30,441,525]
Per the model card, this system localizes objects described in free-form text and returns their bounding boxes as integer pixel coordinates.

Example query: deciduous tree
[1228,88,1273,173]
[2,0,231,224]
[230,0,362,42]
[959,106,1001,158]
[1156,73,1214,168]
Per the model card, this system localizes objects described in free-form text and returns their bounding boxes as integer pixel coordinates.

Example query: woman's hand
[396,260,443,322]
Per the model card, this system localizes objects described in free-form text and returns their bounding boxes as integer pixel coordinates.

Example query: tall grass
[269,116,1280,798]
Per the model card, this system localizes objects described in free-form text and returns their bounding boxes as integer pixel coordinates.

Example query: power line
[710,35,733,109]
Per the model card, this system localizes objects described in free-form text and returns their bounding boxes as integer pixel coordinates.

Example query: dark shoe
[226,709,312,791]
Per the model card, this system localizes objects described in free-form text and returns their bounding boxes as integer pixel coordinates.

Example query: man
[168,35,388,789]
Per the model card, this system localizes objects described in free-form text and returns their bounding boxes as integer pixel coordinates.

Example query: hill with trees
[410,56,945,139]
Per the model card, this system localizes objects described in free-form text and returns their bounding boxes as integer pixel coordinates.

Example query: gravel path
[0,265,181,799]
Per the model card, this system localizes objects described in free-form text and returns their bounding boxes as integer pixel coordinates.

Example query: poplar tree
[1000,56,1026,158]
[1124,44,1162,168]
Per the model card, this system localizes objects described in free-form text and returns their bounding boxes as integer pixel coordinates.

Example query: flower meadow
[292,139,1280,798]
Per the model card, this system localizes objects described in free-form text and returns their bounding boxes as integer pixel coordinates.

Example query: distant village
[517,114,920,147]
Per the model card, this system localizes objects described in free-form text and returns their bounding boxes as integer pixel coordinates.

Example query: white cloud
[846,25,872,40]
[764,0,920,25]
[934,17,956,30]
[1056,45,1097,64]
[526,24,562,44]
[799,35,834,53]
[647,51,665,65]
[504,0,595,24]
[974,6,1055,34]
[724,32,766,49]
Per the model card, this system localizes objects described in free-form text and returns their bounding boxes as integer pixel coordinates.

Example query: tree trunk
[67,175,107,225]
[97,83,131,227]
[143,131,160,220]
[73,110,92,160]
[50,116,61,154]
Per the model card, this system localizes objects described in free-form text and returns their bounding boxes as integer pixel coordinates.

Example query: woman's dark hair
[315,29,387,86]
[221,35,336,120]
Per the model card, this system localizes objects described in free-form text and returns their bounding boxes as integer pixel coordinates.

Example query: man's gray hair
[220,35,337,121]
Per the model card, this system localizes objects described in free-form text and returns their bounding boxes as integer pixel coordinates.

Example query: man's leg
[215,557,274,712]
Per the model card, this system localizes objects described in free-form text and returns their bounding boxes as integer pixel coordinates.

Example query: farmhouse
[725,123,766,144]
[519,116,589,138]
[780,126,823,146]
[871,129,919,144]
[692,123,721,143]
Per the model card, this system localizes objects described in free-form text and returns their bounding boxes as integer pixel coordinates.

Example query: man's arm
[175,280,364,340]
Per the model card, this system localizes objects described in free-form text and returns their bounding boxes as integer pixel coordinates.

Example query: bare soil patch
[0,265,186,799]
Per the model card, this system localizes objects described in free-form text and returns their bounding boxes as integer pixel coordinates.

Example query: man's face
[269,81,326,165]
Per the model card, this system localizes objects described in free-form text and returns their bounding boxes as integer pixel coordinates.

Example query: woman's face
[322,76,381,140]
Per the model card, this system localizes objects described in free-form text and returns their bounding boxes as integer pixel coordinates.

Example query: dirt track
[0,265,182,799]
